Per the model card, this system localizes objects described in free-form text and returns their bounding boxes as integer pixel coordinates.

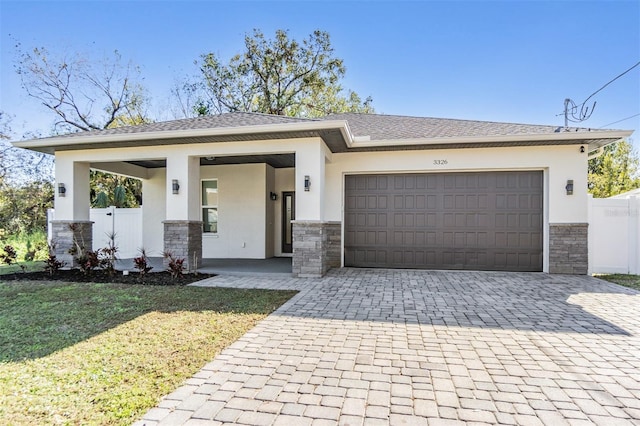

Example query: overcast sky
[1,0,638,143]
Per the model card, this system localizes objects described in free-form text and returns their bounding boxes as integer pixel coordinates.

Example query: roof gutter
[12,120,355,151]
[348,130,633,148]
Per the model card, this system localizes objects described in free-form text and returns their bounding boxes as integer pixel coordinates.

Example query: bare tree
[0,111,53,200]
[0,111,12,179]
[14,45,151,205]
[16,46,150,133]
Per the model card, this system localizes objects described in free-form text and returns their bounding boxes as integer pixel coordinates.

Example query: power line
[598,113,640,129]
[580,60,640,107]
[560,60,640,129]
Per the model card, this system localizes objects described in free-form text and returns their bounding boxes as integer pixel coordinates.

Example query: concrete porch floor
[115,257,293,276]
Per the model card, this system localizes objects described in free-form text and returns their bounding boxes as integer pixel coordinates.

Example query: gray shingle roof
[322,113,584,140]
[21,111,628,156]
[52,111,593,141]
[59,111,315,138]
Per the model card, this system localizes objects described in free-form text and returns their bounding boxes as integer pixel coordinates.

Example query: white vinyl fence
[589,195,640,274]
[47,207,143,259]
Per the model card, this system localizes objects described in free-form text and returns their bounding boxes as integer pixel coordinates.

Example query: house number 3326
[433,159,448,165]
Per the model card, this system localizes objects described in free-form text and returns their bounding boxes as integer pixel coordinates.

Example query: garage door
[344,171,543,271]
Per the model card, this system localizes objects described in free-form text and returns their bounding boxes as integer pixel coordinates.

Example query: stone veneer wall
[324,222,342,270]
[50,220,93,268]
[549,223,588,274]
[163,220,203,272]
[292,221,342,277]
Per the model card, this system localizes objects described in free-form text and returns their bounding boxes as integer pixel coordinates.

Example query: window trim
[201,178,218,234]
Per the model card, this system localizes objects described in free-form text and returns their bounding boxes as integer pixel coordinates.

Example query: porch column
[292,141,336,277]
[50,156,92,267]
[163,154,202,272]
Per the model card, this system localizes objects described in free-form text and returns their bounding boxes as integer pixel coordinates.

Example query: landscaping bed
[1,268,214,285]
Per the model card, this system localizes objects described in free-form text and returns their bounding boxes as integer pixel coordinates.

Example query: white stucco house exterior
[15,112,632,276]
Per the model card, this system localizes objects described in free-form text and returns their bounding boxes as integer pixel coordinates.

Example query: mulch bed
[1,269,215,285]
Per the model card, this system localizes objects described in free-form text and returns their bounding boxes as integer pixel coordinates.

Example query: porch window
[201,179,218,233]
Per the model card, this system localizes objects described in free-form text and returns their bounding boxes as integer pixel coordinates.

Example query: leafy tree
[176,29,373,118]
[588,139,640,198]
[0,111,54,245]
[0,180,54,236]
[90,171,141,208]
[0,111,53,184]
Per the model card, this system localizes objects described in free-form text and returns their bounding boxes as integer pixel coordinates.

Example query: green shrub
[1,245,17,265]
[2,231,48,261]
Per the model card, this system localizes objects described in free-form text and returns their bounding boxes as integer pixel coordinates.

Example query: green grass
[0,280,296,425]
[597,274,640,291]
[0,261,45,274]
[1,230,48,262]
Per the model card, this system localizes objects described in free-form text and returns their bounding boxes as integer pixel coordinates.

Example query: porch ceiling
[127,153,295,169]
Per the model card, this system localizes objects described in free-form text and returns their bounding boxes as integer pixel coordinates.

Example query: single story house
[15,112,632,276]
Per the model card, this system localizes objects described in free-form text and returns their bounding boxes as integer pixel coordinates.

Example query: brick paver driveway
[136,269,640,425]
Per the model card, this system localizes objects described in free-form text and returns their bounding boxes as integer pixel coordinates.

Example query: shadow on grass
[0,280,297,363]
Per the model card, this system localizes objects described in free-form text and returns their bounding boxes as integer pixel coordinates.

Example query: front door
[282,192,295,253]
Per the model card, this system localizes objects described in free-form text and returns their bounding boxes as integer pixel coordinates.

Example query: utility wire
[558,60,640,128]
[579,60,640,108]
[598,113,640,129]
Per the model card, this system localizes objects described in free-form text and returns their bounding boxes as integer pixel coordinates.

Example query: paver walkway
[135,269,640,425]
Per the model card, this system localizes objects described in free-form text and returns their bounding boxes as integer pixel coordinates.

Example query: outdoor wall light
[172,179,180,194]
[58,183,66,197]
[270,191,278,201]
[580,145,585,153]
[304,175,311,192]
[565,179,574,195]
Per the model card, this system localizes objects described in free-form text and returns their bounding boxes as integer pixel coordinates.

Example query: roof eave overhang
[12,120,356,154]
[349,130,633,151]
[12,121,632,155]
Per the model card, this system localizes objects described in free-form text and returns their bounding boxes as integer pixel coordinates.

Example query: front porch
[48,129,340,277]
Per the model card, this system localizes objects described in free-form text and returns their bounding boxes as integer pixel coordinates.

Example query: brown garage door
[344,171,543,271]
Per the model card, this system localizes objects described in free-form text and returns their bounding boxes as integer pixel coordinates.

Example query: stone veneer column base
[325,222,342,270]
[292,221,341,278]
[50,220,93,268]
[549,223,588,274]
[163,221,203,272]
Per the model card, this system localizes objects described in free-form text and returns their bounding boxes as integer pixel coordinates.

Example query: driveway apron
[135,269,640,425]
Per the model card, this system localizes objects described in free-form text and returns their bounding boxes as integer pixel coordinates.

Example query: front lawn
[0,280,296,425]
[0,260,46,274]
[597,274,640,291]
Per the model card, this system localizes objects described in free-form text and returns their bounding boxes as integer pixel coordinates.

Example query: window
[201,180,218,233]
